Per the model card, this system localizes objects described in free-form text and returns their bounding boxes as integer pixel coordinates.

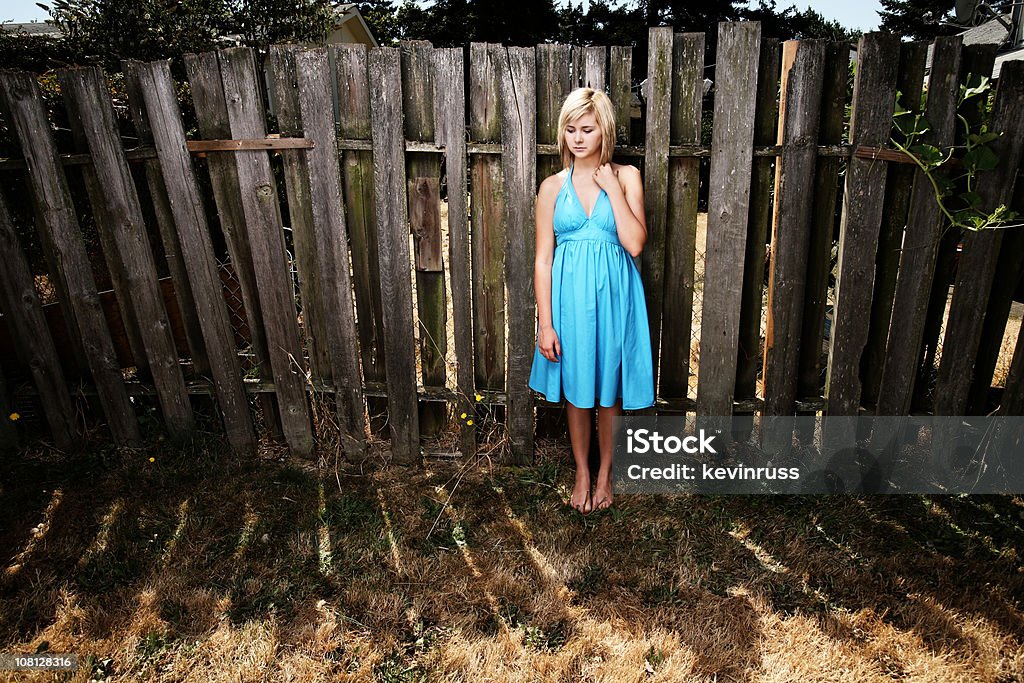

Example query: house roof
[925,13,1014,75]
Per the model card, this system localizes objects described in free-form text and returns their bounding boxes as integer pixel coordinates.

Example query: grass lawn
[1,432,1022,682]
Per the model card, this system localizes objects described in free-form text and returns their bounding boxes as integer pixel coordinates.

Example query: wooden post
[934,62,1024,415]
[58,65,195,442]
[401,40,448,439]
[642,26,673,395]
[216,47,314,457]
[267,45,367,460]
[123,59,211,379]
[333,43,389,436]
[875,37,962,416]
[824,33,899,417]
[132,59,255,454]
[499,46,538,463]
[183,51,284,442]
[696,21,761,417]
[762,40,826,419]
[469,44,507,398]
[433,46,477,459]
[660,32,705,404]
[0,191,77,450]
[369,46,421,464]
[0,70,140,445]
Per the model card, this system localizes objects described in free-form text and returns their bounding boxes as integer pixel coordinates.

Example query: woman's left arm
[598,164,647,257]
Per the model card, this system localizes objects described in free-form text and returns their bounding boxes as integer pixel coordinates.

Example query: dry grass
[1,430,1022,682]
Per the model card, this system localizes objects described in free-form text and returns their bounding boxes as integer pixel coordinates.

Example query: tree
[878,0,1013,40]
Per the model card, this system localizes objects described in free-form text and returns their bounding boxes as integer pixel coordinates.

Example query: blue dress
[528,161,655,410]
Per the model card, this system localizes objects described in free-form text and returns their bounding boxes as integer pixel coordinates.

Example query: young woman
[528,87,655,514]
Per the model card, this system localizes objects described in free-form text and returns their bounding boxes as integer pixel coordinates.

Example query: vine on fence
[890,73,1018,232]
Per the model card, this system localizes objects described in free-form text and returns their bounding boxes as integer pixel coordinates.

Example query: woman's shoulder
[538,169,568,196]
[610,162,641,177]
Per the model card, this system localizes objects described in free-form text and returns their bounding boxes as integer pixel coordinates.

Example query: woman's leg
[594,399,622,509]
[565,401,593,513]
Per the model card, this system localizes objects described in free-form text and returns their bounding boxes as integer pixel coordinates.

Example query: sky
[1,0,883,31]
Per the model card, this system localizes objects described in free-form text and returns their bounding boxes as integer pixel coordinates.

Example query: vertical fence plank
[861,41,928,408]
[875,37,962,416]
[798,41,851,412]
[736,37,780,428]
[216,47,314,456]
[763,40,826,421]
[934,62,1024,415]
[824,32,899,417]
[58,66,195,441]
[696,21,761,417]
[0,71,140,445]
[123,60,210,378]
[469,43,507,395]
[369,46,421,464]
[333,43,388,435]
[183,51,283,440]
[500,45,537,463]
[132,59,255,454]
[915,44,998,412]
[268,45,367,459]
[0,365,17,453]
[659,32,704,403]
[609,46,632,145]
[401,40,448,438]
[0,191,77,449]
[433,46,476,458]
[583,46,606,91]
[643,26,673,397]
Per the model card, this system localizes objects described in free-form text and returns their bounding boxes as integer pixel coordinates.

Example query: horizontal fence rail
[1,23,1024,461]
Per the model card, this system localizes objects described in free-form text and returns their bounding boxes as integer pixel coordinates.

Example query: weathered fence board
[798,41,850,408]
[333,43,388,435]
[122,59,210,379]
[500,46,537,463]
[697,21,761,417]
[659,32,704,402]
[736,37,780,428]
[401,40,448,438]
[216,47,313,456]
[642,26,673,395]
[58,65,195,441]
[369,46,421,464]
[433,46,477,458]
[763,39,825,422]
[825,32,899,417]
[934,61,1024,415]
[0,70,141,445]
[267,45,367,459]
[0,192,77,449]
[469,43,507,394]
[861,41,928,408]
[132,59,256,454]
[583,46,605,91]
[183,50,283,440]
[609,46,632,145]
[876,36,962,416]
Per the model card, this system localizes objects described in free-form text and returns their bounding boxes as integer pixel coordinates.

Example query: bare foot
[570,470,592,514]
[593,476,613,511]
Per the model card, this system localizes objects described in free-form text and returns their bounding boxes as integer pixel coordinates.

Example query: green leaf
[895,114,930,137]
[964,145,999,173]
[910,143,944,169]
[962,74,991,100]
[959,191,982,209]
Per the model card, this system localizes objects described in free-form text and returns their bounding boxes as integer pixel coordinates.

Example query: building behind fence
[1,23,1023,462]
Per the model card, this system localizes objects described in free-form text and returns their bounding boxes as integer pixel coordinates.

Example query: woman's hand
[538,324,561,362]
[592,163,620,196]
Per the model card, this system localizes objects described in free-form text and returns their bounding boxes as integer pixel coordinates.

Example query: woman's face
[565,112,602,161]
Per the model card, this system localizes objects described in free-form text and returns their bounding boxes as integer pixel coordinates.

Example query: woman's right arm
[534,175,560,362]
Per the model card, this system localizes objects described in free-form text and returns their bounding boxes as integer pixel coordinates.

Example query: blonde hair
[556,87,616,170]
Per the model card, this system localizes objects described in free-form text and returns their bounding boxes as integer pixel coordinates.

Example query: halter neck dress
[528,160,655,410]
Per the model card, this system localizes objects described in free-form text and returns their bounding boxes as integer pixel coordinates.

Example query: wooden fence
[1,23,1024,463]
